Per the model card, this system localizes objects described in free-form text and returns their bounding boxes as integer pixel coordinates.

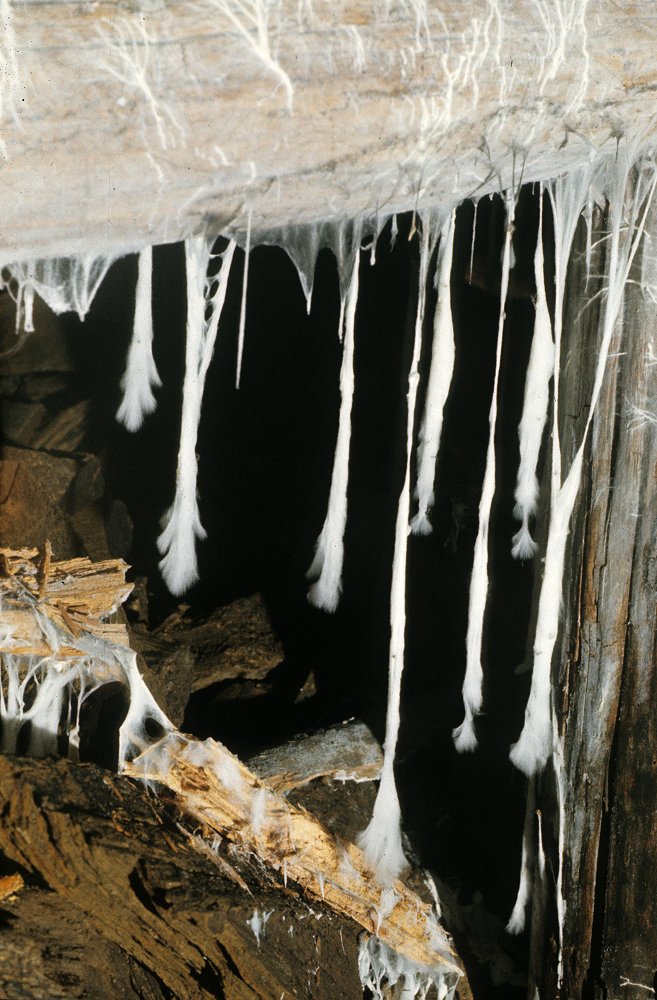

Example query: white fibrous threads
[511,194,554,560]
[22,282,35,334]
[207,0,294,111]
[6,255,118,321]
[509,166,592,777]
[506,779,536,934]
[247,908,273,948]
[411,209,456,536]
[158,236,237,596]
[116,246,161,432]
[358,934,460,1000]
[358,216,438,883]
[13,262,36,335]
[453,193,515,754]
[510,155,657,778]
[0,655,76,758]
[1,622,173,776]
[307,247,361,612]
[236,209,252,390]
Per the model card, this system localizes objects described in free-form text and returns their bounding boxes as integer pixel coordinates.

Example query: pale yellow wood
[1,2,656,263]
[126,732,467,982]
[0,545,132,654]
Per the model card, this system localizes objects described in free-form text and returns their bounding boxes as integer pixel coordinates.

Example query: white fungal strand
[453,193,515,754]
[511,154,657,778]
[506,779,536,934]
[116,246,161,432]
[307,244,360,612]
[359,214,439,883]
[512,193,554,560]
[236,208,252,390]
[158,236,236,596]
[411,209,456,536]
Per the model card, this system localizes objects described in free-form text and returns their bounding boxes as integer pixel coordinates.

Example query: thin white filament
[510,157,657,778]
[307,248,360,612]
[116,246,161,432]
[358,216,438,883]
[453,193,515,753]
[411,209,456,536]
[512,194,554,560]
[158,237,237,595]
[469,200,478,284]
[236,209,252,389]
[506,779,536,934]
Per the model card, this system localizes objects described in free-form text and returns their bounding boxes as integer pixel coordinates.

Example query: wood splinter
[125,732,469,988]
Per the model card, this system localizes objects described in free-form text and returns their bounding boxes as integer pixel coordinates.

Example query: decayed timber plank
[2,2,657,262]
[125,732,466,982]
[0,755,365,999]
[529,198,657,997]
[0,544,132,654]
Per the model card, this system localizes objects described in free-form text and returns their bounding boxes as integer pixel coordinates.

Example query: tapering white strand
[506,778,536,934]
[390,214,398,250]
[512,194,554,560]
[584,194,594,286]
[13,261,36,334]
[307,248,360,612]
[358,217,438,883]
[554,709,567,986]
[411,209,456,536]
[469,200,478,283]
[511,156,657,778]
[453,193,515,753]
[236,209,252,389]
[23,279,35,334]
[158,237,237,595]
[116,246,161,431]
[0,653,78,757]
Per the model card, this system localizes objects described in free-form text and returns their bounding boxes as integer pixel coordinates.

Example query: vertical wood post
[531,196,657,997]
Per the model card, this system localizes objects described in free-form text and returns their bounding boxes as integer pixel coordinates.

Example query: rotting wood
[248,718,383,792]
[525,200,657,997]
[0,754,366,1000]
[125,730,467,982]
[0,545,132,655]
[1,2,656,262]
[147,594,284,692]
[0,547,469,992]
[0,872,24,903]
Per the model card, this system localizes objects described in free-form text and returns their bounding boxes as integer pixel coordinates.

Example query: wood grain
[2,2,657,262]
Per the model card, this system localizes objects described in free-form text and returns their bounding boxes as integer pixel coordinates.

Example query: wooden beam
[2,2,657,263]
[125,732,467,983]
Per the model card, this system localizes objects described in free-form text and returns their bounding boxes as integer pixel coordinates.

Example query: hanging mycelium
[3,0,657,992]
[2,148,657,997]
[156,235,237,596]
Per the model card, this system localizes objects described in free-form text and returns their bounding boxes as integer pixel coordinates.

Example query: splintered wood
[0,545,132,656]
[0,545,468,991]
[125,734,466,983]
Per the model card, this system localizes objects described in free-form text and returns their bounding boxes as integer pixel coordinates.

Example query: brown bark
[0,754,366,999]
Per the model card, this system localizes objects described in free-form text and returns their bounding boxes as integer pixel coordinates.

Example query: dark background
[68,193,547,995]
